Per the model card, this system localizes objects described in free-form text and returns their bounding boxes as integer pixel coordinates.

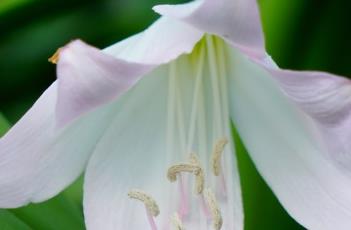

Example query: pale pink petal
[104,17,203,64]
[263,63,351,174]
[0,82,117,208]
[0,16,202,208]
[57,17,203,126]
[228,47,351,229]
[153,0,265,58]
[56,40,153,126]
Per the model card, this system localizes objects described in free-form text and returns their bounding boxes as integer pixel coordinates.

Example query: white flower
[1,0,351,229]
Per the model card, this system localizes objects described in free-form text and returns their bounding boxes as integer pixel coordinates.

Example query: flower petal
[153,0,265,58]
[56,40,154,126]
[263,63,351,173]
[57,17,203,126]
[228,48,351,229]
[83,65,172,230]
[0,82,117,208]
[0,14,203,208]
[104,16,203,64]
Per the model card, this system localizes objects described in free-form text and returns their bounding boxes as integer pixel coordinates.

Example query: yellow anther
[171,213,184,230]
[211,137,229,176]
[189,152,200,165]
[204,188,223,230]
[167,155,205,194]
[128,189,160,217]
[167,163,200,182]
[48,48,62,64]
[189,153,204,194]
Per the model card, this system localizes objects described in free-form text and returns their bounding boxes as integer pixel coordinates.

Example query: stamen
[48,48,62,64]
[189,153,204,194]
[167,157,204,194]
[167,163,200,182]
[171,212,185,230]
[204,188,223,230]
[128,189,160,217]
[211,137,229,176]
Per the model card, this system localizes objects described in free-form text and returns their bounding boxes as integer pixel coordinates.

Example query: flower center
[128,35,235,229]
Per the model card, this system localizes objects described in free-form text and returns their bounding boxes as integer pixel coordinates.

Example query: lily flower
[1,0,351,229]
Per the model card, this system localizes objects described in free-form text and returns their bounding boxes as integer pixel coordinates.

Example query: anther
[171,213,185,230]
[48,48,62,64]
[167,157,204,194]
[128,189,160,217]
[189,153,204,194]
[204,188,223,230]
[211,137,229,176]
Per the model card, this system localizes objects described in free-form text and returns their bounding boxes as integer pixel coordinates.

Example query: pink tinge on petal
[267,66,351,172]
[0,82,116,208]
[154,0,266,59]
[56,16,204,126]
[228,48,351,229]
[56,40,155,126]
[254,56,351,172]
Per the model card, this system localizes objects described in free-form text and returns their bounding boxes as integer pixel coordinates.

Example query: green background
[0,0,350,229]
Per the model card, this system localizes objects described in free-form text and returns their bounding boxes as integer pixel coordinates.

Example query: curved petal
[0,14,203,208]
[0,82,117,208]
[84,46,243,229]
[153,0,265,58]
[228,47,351,229]
[57,17,203,126]
[104,16,203,64]
[56,40,153,126]
[263,64,351,173]
[83,66,171,230]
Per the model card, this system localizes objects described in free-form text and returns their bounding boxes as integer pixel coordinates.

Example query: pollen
[167,154,204,194]
[204,188,223,230]
[128,189,160,217]
[48,48,62,64]
[211,137,229,176]
[171,212,184,230]
[189,153,204,194]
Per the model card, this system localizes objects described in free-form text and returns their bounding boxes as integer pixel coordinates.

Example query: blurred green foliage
[0,0,350,229]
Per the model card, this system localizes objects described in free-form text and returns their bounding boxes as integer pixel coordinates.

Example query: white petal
[57,17,203,126]
[228,48,351,229]
[153,0,265,58]
[104,16,203,64]
[0,13,203,209]
[83,65,172,230]
[0,82,117,208]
